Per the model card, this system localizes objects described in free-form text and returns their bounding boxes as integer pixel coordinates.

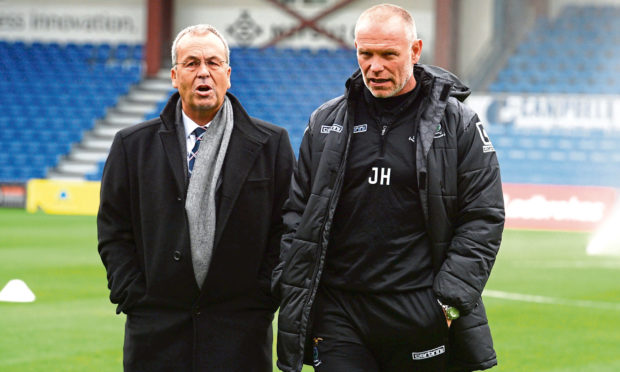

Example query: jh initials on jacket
[368,167,391,185]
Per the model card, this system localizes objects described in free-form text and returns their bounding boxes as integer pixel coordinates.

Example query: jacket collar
[159,91,270,143]
[344,64,471,101]
[157,91,269,249]
[344,64,468,157]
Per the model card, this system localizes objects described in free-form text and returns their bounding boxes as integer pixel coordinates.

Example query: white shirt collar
[182,110,211,139]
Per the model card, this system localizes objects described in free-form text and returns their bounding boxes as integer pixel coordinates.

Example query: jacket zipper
[297,110,353,372]
[380,124,389,157]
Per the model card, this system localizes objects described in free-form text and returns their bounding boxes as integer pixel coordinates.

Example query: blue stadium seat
[132,44,143,61]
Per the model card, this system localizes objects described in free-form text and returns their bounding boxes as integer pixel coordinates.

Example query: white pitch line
[483,290,620,311]
[512,261,620,269]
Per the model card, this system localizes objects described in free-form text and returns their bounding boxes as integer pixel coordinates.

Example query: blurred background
[0,0,619,371]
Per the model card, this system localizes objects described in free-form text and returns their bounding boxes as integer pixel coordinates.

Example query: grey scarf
[185,97,234,289]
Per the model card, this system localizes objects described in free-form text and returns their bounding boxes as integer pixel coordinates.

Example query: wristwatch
[437,299,460,320]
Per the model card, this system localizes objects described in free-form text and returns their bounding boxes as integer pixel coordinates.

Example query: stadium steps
[48,69,173,180]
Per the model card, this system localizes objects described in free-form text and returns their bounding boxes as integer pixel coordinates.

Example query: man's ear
[171,67,178,89]
[226,65,232,89]
[412,39,423,64]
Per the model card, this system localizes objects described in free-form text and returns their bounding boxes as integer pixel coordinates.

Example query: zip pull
[381,125,388,136]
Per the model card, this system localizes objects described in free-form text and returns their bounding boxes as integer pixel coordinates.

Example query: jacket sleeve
[433,112,505,314]
[260,129,295,297]
[97,132,146,314]
[271,125,313,300]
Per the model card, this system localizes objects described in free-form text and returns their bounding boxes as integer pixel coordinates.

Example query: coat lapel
[160,129,186,196]
[158,94,187,196]
[214,94,269,249]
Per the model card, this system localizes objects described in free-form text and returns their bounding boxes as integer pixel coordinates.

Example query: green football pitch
[1,208,619,371]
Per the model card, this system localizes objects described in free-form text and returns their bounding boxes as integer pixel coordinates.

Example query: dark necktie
[188,127,207,177]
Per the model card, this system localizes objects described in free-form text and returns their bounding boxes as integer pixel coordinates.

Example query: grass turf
[0,208,619,371]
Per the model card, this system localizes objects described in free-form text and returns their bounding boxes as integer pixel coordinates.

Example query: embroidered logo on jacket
[353,124,367,133]
[412,345,445,360]
[476,122,495,153]
[320,123,343,134]
[433,124,446,139]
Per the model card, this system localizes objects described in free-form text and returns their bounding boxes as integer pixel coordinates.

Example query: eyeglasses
[175,58,228,72]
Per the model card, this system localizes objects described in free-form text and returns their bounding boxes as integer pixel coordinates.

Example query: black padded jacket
[273,64,505,372]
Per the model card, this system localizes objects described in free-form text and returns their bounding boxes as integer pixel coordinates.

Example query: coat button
[176,196,183,202]
[173,250,182,261]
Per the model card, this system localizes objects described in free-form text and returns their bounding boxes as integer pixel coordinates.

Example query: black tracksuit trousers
[310,285,449,372]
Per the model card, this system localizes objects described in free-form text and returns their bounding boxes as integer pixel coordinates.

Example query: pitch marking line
[483,290,620,310]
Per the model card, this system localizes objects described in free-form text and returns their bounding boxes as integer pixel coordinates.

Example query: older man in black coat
[97,24,295,371]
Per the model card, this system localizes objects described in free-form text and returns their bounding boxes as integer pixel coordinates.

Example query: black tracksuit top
[323,81,434,292]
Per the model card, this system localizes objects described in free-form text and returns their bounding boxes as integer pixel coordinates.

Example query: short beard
[364,74,412,99]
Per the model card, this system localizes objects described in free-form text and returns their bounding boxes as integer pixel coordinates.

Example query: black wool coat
[98,92,295,372]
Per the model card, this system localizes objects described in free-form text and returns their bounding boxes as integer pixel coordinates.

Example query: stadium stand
[0,40,142,183]
[489,5,620,95]
[230,47,358,149]
[486,4,620,187]
[3,4,620,188]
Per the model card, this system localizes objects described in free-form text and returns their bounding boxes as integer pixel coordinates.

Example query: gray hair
[355,3,417,42]
[171,24,230,66]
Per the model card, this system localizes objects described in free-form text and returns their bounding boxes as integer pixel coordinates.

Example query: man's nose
[197,61,211,77]
[369,58,384,73]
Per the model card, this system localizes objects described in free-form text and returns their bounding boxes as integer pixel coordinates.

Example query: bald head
[354,4,417,44]
[353,3,422,98]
